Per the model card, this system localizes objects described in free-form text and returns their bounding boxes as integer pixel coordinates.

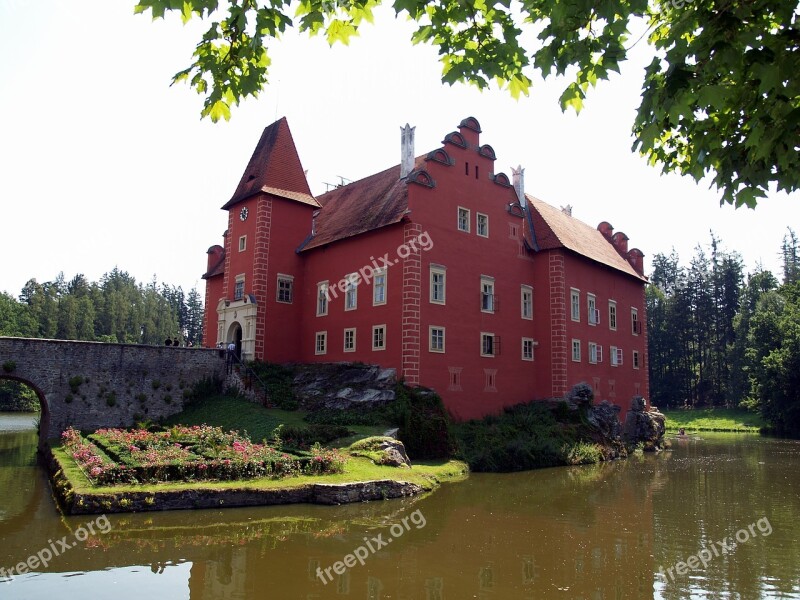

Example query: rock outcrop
[349,436,412,468]
[623,396,666,451]
[563,384,666,456]
[291,363,396,410]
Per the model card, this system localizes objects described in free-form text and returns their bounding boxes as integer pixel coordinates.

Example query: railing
[228,352,270,406]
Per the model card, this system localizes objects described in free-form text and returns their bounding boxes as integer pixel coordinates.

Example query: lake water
[0,413,798,599]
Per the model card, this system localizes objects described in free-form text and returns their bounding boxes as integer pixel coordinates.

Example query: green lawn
[52,445,467,496]
[163,395,309,441]
[162,395,390,446]
[661,408,765,432]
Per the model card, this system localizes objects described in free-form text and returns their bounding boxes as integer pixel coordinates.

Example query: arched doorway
[227,322,243,361]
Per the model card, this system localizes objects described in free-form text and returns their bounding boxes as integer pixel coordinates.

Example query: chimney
[400,123,415,178]
[311,209,320,236]
[511,165,525,202]
[627,248,645,275]
[612,231,629,254]
[206,245,224,273]
[597,221,614,241]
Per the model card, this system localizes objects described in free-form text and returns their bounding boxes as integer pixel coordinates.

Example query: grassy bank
[661,408,765,432]
[51,391,466,513]
[161,395,388,445]
[453,399,624,471]
[51,444,467,496]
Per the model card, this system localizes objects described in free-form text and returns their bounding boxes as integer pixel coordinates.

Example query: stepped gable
[222,117,318,209]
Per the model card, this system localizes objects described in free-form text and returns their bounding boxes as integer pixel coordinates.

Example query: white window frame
[238,235,247,252]
[372,325,386,351]
[457,207,470,232]
[481,276,495,313]
[632,308,640,335]
[589,342,603,364]
[429,326,445,353]
[570,288,580,322]
[234,274,245,301]
[476,212,489,238]
[522,337,535,361]
[343,328,356,352]
[373,269,387,306]
[276,274,294,304]
[572,339,581,362]
[345,274,358,311]
[633,350,640,369]
[430,265,446,304]
[316,281,329,316]
[315,331,327,355]
[609,301,617,331]
[521,285,533,320]
[481,332,496,357]
[588,294,599,325]
[611,345,623,366]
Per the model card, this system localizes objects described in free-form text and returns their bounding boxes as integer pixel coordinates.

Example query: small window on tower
[276,275,294,304]
[238,236,247,252]
[234,275,245,301]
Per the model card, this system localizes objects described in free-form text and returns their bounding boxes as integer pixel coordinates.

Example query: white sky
[1,1,797,298]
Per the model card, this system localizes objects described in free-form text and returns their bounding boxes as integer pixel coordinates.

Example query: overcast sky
[1,1,797,297]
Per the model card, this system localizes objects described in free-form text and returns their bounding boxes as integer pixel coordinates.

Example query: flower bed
[60,425,347,486]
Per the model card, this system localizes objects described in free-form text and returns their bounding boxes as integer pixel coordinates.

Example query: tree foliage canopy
[134,0,799,207]
[647,228,800,434]
[1,269,204,346]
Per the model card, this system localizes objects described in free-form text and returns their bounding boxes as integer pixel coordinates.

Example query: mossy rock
[349,436,411,468]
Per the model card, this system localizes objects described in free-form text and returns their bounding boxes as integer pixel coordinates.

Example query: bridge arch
[0,337,226,448]
[0,374,49,440]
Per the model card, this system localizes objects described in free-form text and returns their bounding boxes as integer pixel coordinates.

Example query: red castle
[203,116,648,420]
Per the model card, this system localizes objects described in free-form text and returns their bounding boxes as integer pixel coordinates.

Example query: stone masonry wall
[0,337,226,444]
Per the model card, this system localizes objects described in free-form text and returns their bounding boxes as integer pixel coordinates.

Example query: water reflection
[1,416,799,599]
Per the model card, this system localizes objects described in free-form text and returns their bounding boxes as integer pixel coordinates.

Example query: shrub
[151,380,161,390]
[183,375,223,406]
[2,360,16,373]
[397,385,454,459]
[280,424,354,450]
[453,400,603,472]
[105,392,117,407]
[246,361,298,410]
[68,375,84,393]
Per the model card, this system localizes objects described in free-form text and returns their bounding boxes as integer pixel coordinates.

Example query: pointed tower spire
[222,117,312,209]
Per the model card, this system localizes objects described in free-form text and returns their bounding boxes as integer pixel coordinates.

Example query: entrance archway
[227,322,243,360]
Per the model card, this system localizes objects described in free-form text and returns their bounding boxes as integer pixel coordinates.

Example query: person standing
[227,341,236,373]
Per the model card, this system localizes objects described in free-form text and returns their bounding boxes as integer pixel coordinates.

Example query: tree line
[648,229,800,435]
[0,268,203,346]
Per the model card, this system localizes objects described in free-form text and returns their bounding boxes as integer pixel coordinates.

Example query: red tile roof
[527,195,646,281]
[222,117,314,210]
[299,160,422,251]
[261,186,319,207]
[202,248,225,279]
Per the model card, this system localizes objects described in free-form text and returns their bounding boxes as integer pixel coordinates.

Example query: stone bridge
[0,337,226,446]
